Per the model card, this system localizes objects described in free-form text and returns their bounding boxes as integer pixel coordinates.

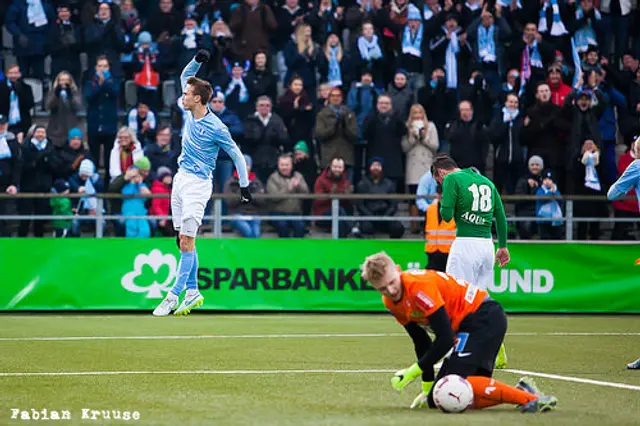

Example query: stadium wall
[1,239,639,313]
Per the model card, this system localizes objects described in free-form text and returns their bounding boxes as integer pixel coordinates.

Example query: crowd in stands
[0,0,639,240]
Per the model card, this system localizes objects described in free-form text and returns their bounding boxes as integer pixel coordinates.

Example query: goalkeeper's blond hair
[361,251,393,283]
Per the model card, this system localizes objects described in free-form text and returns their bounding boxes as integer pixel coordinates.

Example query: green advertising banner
[0,239,639,313]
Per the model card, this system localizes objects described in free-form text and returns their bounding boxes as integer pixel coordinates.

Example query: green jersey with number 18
[439,168,508,248]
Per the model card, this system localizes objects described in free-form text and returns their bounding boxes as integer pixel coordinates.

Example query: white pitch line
[1,368,639,393]
[502,369,640,392]
[0,332,639,342]
[0,369,395,377]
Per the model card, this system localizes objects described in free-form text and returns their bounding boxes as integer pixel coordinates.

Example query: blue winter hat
[369,156,385,167]
[407,3,421,21]
[68,127,83,141]
[53,178,69,194]
[138,31,152,45]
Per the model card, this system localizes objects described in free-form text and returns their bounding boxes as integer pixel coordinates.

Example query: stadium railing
[0,192,637,240]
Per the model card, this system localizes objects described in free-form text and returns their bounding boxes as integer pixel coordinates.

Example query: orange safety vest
[424,200,456,254]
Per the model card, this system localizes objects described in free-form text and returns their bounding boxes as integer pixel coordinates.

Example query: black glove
[55,84,63,96]
[195,49,211,63]
[240,186,252,204]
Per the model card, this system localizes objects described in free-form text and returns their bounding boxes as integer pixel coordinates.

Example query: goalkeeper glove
[390,363,422,393]
[240,186,252,204]
[410,381,434,409]
[195,49,211,63]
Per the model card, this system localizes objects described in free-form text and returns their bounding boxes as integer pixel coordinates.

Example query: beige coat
[266,171,309,214]
[401,121,439,185]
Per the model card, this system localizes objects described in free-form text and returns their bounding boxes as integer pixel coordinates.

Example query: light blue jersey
[177,59,249,187]
[607,159,640,210]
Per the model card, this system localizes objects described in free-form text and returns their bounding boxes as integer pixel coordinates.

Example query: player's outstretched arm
[180,49,210,90]
[607,160,640,201]
[218,126,251,203]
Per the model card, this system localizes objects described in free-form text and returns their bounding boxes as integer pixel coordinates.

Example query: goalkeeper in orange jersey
[361,252,557,413]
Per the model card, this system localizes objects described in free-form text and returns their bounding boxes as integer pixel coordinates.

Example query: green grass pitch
[1,314,639,425]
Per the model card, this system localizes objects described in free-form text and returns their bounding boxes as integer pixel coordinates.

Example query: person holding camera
[46,72,83,149]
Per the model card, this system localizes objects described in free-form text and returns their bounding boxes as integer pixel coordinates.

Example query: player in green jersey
[431,153,510,368]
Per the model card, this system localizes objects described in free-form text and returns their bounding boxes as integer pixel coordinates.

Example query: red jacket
[548,79,571,107]
[149,179,171,216]
[312,168,353,215]
[612,151,639,213]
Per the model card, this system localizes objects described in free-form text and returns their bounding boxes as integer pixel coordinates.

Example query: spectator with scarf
[536,169,564,239]
[508,22,555,107]
[68,158,104,236]
[84,2,127,79]
[563,80,607,193]
[536,0,576,67]
[488,92,526,194]
[429,13,472,93]
[344,0,378,50]
[396,4,430,90]
[5,0,55,79]
[144,125,176,176]
[500,68,523,103]
[128,103,156,147]
[173,12,213,77]
[223,60,252,119]
[0,116,21,237]
[18,125,53,237]
[347,70,380,141]
[284,23,319,98]
[354,21,385,88]
[318,33,351,89]
[573,139,606,239]
[109,127,144,183]
[467,3,512,93]
[573,0,601,55]
[0,64,34,139]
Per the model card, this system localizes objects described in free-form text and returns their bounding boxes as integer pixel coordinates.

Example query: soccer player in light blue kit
[154,49,252,317]
[607,138,640,370]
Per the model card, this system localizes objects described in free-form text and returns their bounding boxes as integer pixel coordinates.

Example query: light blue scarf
[402,23,423,57]
[502,106,519,123]
[539,0,568,36]
[31,137,48,151]
[225,78,249,103]
[27,0,48,27]
[571,38,582,88]
[477,24,496,63]
[81,174,98,211]
[536,186,563,226]
[582,151,601,191]
[7,81,20,126]
[357,35,383,61]
[573,5,600,53]
[497,0,521,8]
[0,133,11,159]
[327,46,343,87]
[445,29,460,89]
[521,40,543,84]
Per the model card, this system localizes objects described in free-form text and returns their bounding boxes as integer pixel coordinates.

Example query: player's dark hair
[187,77,213,105]
[431,153,459,175]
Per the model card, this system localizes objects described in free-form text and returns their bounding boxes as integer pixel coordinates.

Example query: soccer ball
[433,374,474,413]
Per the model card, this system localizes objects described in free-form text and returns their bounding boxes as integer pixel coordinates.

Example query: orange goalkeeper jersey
[383,270,488,332]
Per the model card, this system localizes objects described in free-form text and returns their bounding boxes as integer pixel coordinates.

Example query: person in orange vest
[424,187,456,271]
